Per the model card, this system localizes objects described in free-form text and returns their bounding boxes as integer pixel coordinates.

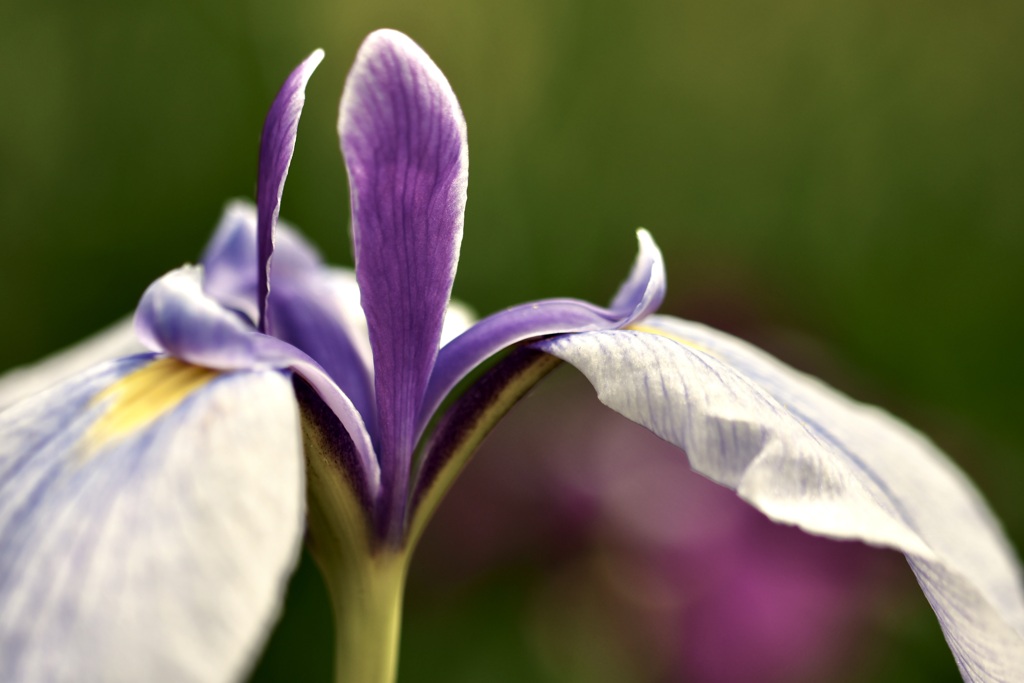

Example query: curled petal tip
[610,228,666,319]
[306,48,326,71]
[635,227,656,252]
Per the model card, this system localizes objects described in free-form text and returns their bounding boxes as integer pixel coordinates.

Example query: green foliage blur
[1,0,1021,681]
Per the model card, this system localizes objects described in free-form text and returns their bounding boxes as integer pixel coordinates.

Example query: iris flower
[0,28,1021,683]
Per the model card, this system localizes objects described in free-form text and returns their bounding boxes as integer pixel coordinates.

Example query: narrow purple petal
[256,50,324,333]
[339,30,468,537]
[417,229,664,438]
[134,267,380,494]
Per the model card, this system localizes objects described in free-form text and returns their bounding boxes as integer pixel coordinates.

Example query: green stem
[295,350,561,681]
[324,551,407,683]
[298,390,411,683]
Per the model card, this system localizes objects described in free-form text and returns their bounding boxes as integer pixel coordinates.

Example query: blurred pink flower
[419,367,900,683]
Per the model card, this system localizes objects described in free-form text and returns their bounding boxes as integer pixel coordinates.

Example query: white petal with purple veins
[539,321,1024,681]
[0,358,304,683]
[0,317,145,411]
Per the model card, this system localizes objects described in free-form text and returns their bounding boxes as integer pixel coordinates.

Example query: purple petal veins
[339,30,468,538]
[140,33,667,543]
[256,49,324,333]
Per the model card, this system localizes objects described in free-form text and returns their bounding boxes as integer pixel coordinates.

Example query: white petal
[540,319,1024,681]
[0,317,145,411]
[0,357,305,683]
[322,267,374,374]
[440,297,476,347]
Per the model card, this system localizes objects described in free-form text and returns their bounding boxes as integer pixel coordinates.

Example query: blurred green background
[1,0,1021,681]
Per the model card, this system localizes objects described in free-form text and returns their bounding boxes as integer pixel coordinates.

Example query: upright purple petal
[256,49,324,333]
[417,230,664,438]
[339,30,468,537]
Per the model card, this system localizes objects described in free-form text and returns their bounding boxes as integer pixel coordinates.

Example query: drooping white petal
[0,317,145,411]
[539,319,1024,681]
[0,356,305,683]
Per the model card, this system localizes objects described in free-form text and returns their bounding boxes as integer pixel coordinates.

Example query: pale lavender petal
[539,322,1024,681]
[134,266,380,493]
[339,29,468,533]
[418,230,663,437]
[269,276,377,445]
[199,202,377,437]
[256,50,324,332]
[201,200,322,323]
[0,317,145,411]
[912,559,1024,682]
[135,267,266,371]
[319,268,374,373]
[0,358,304,682]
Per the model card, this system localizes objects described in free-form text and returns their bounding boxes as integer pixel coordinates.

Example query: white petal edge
[0,357,305,683]
[0,317,146,411]
[539,320,1024,681]
[440,297,475,347]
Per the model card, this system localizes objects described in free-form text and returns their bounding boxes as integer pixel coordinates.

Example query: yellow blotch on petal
[628,323,713,355]
[84,357,220,454]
